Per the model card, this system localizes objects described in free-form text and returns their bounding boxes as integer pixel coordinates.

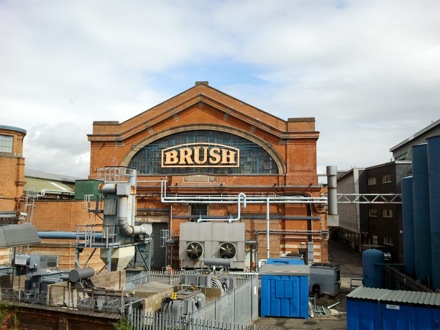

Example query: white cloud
[1,0,439,177]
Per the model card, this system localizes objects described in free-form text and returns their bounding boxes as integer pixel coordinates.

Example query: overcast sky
[1,0,439,179]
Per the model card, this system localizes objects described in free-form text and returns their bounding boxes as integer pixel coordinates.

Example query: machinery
[12,253,68,304]
[179,222,245,269]
[161,290,206,316]
[76,167,153,272]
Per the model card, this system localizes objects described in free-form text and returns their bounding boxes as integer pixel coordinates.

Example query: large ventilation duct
[427,135,440,290]
[412,144,431,283]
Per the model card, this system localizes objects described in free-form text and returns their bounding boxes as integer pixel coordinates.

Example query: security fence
[126,272,262,330]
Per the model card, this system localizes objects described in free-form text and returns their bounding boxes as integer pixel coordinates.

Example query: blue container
[427,135,440,290]
[401,176,415,276]
[362,249,384,288]
[266,257,304,265]
[412,143,432,282]
[259,264,309,319]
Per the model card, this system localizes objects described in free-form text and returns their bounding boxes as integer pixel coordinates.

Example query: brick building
[0,125,26,220]
[88,82,328,269]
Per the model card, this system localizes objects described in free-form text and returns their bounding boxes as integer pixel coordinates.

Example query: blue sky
[1,0,439,178]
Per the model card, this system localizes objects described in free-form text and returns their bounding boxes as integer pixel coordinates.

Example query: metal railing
[127,310,276,330]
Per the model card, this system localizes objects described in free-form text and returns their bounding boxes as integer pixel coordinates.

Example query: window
[368,177,376,185]
[191,204,208,221]
[382,175,391,183]
[396,153,407,160]
[0,135,13,153]
[372,235,378,245]
[383,209,393,218]
[128,130,279,175]
[383,237,393,246]
[369,209,378,217]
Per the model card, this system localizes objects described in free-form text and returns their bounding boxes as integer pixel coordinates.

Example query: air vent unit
[219,242,236,259]
[186,241,204,260]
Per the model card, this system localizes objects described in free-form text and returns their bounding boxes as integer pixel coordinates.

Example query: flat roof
[0,125,27,134]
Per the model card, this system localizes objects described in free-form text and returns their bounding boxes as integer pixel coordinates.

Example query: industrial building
[87,81,329,270]
[0,82,332,272]
[0,84,341,328]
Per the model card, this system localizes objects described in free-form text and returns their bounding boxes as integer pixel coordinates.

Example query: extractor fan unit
[186,242,204,260]
[219,242,236,259]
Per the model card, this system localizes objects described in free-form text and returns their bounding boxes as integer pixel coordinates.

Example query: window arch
[128,130,279,175]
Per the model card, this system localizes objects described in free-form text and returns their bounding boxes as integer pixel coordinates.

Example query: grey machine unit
[309,262,341,297]
[179,222,246,269]
[161,290,206,316]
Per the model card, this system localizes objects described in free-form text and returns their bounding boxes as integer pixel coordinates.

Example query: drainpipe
[266,197,270,258]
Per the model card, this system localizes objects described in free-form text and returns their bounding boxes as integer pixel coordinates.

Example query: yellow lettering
[179,147,194,165]
[194,147,208,165]
[222,149,237,164]
[164,150,179,165]
[209,147,221,164]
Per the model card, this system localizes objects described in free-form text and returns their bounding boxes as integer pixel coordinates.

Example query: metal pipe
[160,180,326,205]
[197,193,247,222]
[266,198,270,259]
[326,165,338,215]
[38,231,103,239]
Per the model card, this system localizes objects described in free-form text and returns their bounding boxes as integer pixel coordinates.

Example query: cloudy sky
[1,0,439,179]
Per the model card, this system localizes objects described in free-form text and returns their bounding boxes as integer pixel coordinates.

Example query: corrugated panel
[25,177,74,194]
[347,286,440,306]
[0,224,41,247]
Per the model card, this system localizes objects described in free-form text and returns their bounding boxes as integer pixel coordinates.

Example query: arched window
[128,130,279,175]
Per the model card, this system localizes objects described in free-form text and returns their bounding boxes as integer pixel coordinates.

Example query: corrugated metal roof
[347,286,440,306]
[25,177,75,195]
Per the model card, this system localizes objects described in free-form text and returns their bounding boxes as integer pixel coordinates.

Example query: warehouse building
[88,82,329,270]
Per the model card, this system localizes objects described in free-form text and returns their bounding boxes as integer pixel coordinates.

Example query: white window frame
[0,134,13,153]
[382,174,391,183]
[368,177,376,185]
[383,209,393,218]
[369,209,378,217]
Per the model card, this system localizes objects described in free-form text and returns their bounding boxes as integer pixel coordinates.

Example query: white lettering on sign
[386,305,400,310]
[161,143,240,168]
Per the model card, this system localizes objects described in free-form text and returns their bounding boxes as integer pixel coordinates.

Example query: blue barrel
[401,176,415,276]
[427,136,440,290]
[412,143,431,283]
[362,249,384,288]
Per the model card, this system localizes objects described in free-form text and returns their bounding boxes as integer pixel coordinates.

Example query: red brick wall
[29,200,105,271]
[0,127,26,212]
